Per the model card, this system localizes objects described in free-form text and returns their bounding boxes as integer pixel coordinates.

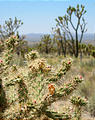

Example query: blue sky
[0,0,95,34]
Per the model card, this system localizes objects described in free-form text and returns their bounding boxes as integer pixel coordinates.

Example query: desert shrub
[0,36,87,120]
[91,50,95,58]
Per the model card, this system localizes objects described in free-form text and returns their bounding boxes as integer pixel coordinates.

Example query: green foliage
[91,50,95,58]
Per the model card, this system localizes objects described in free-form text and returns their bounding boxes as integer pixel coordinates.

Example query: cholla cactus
[7,51,83,120]
[0,59,5,75]
[26,50,39,61]
[28,58,51,76]
[0,59,3,68]
[5,36,19,49]
[0,40,4,52]
[0,60,7,114]
[0,78,7,112]
[1,49,87,120]
[4,35,19,65]
[71,96,87,120]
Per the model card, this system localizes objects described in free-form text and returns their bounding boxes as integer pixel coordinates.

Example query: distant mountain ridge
[24,33,95,45]
[24,33,44,42]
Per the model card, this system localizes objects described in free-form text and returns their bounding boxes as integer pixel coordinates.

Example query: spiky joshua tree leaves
[1,36,87,120]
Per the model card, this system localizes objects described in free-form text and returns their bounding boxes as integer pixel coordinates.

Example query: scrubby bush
[91,50,95,58]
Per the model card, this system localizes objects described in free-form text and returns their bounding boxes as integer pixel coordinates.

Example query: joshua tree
[39,34,53,54]
[52,27,67,57]
[55,4,87,57]
[0,17,23,39]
